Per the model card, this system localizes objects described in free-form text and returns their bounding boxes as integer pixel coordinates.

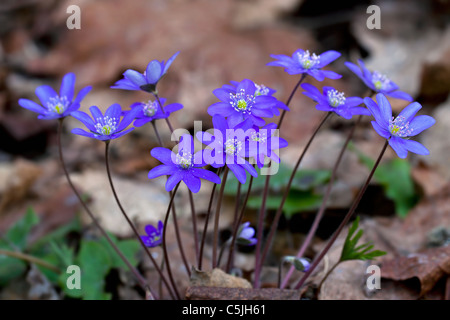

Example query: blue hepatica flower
[111,52,180,93]
[247,123,288,169]
[364,93,435,159]
[301,83,370,119]
[141,220,164,248]
[18,72,92,120]
[196,115,258,184]
[223,81,290,117]
[267,49,342,81]
[125,97,183,127]
[345,59,413,101]
[71,103,140,141]
[148,134,221,193]
[236,222,257,246]
[207,79,277,129]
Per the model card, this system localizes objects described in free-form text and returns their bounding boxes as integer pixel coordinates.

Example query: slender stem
[317,261,339,294]
[280,114,362,289]
[0,249,61,273]
[152,92,174,133]
[217,239,231,268]
[226,174,255,273]
[56,118,152,296]
[150,121,192,277]
[169,190,192,277]
[253,112,331,288]
[294,140,389,290]
[189,190,200,265]
[162,183,182,300]
[104,140,175,299]
[212,167,229,269]
[277,74,306,128]
[198,167,223,270]
[233,183,242,226]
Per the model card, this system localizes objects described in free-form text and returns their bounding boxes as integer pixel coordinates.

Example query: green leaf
[224,164,330,195]
[5,207,39,250]
[340,216,386,262]
[350,144,418,217]
[247,189,323,219]
[99,232,140,269]
[0,253,27,286]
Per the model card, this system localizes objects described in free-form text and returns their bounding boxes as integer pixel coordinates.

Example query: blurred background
[0,0,449,300]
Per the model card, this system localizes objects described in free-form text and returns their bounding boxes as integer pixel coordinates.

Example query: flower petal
[183,173,202,193]
[317,50,341,67]
[191,168,221,184]
[165,171,183,192]
[35,85,57,106]
[146,60,163,84]
[151,147,175,165]
[389,137,408,159]
[18,98,45,114]
[60,73,75,101]
[123,69,146,87]
[371,121,391,139]
[71,110,96,132]
[403,140,430,155]
[398,102,421,123]
[148,164,174,179]
[409,115,436,136]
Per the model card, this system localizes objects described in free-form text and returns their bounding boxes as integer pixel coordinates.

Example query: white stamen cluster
[95,116,118,136]
[372,71,390,91]
[297,50,320,69]
[230,89,255,114]
[47,96,70,114]
[389,115,413,137]
[225,138,243,156]
[327,89,346,107]
[176,151,193,169]
[255,84,270,96]
[142,100,158,117]
[251,131,267,143]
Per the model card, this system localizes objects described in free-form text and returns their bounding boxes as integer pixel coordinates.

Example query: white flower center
[327,89,346,107]
[389,116,412,137]
[297,50,320,69]
[176,152,193,169]
[225,138,243,156]
[251,131,267,143]
[47,96,70,114]
[142,100,158,117]
[255,84,269,96]
[372,71,390,91]
[230,89,255,114]
[95,116,118,136]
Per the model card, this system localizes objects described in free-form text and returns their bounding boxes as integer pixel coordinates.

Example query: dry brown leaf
[189,268,252,289]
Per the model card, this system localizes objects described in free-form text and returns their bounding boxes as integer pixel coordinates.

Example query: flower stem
[294,140,389,290]
[225,174,255,273]
[0,248,62,274]
[253,112,331,288]
[212,167,229,269]
[56,118,153,297]
[152,92,174,133]
[280,114,362,289]
[162,182,182,299]
[198,167,222,270]
[189,190,200,265]
[277,74,306,128]
[104,140,175,299]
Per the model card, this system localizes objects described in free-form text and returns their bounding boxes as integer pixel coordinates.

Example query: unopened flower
[141,221,164,248]
[364,93,435,158]
[301,83,370,119]
[207,79,276,128]
[111,52,180,93]
[18,73,92,120]
[267,49,342,81]
[345,59,413,101]
[236,222,257,246]
[148,134,221,193]
[71,103,140,141]
[125,97,183,127]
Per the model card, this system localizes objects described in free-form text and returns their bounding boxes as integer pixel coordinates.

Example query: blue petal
[398,102,422,123]
[151,147,175,165]
[345,61,364,79]
[71,127,98,139]
[35,85,57,106]
[118,106,140,131]
[18,99,45,114]
[105,103,122,121]
[317,50,341,67]
[375,93,392,124]
[71,110,96,132]
[389,137,408,159]
[165,171,183,192]
[148,164,175,179]
[163,51,180,75]
[191,168,221,184]
[60,73,75,102]
[207,102,233,117]
[321,70,342,80]
[409,115,436,136]
[371,121,391,139]
[89,106,104,120]
[123,69,146,87]
[386,90,413,102]
[146,60,163,84]
[73,86,92,105]
[227,164,247,184]
[183,173,201,193]
[403,140,430,155]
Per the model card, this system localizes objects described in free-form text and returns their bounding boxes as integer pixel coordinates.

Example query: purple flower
[236,222,257,246]
[267,49,342,81]
[207,79,276,128]
[148,134,221,193]
[125,98,183,127]
[111,52,180,93]
[196,115,258,184]
[18,72,92,120]
[345,59,413,101]
[246,123,288,169]
[141,221,164,248]
[301,83,370,119]
[71,103,140,141]
[284,256,310,272]
[364,93,435,158]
